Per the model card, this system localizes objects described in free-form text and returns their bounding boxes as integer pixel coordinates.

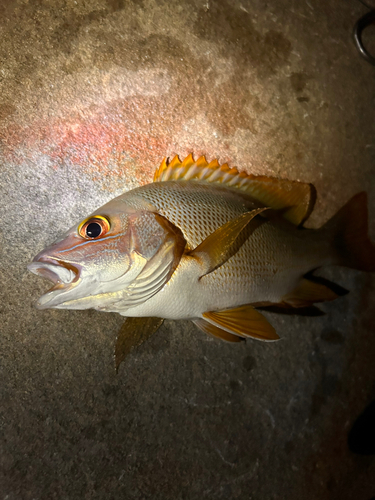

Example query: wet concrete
[1,0,375,498]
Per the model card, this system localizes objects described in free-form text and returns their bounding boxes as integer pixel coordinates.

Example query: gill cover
[97,213,186,311]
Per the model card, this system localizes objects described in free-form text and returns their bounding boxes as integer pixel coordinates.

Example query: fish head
[28,196,181,311]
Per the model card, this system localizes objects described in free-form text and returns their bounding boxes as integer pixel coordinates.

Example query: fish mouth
[27,257,81,309]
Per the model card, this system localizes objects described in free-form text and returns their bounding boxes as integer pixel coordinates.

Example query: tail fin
[323,192,375,271]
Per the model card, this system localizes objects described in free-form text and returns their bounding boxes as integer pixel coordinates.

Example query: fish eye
[78,216,110,240]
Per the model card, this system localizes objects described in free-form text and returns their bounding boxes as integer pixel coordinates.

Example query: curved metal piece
[353,10,375,66]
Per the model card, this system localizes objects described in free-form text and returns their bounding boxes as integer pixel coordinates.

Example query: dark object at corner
[354,10,375,66]
[348,399,375,455]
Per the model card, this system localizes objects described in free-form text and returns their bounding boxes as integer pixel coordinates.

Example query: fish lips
[27,257,81,309]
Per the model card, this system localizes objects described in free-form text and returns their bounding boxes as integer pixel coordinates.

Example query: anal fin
[193,318,245,342]
[203,305,279,341]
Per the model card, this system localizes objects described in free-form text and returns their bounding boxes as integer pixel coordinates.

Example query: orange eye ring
[78,216,110,240]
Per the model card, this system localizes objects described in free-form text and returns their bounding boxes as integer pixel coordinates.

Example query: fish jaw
[27,256,83,309]
[27,250,142,311]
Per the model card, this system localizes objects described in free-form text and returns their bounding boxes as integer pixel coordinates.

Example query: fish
[28,154,375,369]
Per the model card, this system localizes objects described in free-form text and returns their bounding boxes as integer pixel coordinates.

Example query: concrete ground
[1,0,375,498]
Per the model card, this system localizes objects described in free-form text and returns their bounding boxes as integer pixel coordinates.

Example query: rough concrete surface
[1,0,375,498]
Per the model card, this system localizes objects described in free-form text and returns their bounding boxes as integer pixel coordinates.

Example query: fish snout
[27,256,82,309]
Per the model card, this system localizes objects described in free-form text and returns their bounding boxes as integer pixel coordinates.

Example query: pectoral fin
[203,305,279,341]
[193,318,245,342]
[191,208,268,277]
[115,317,164,372]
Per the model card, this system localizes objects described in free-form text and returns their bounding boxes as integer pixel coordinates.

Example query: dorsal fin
[153,154,316,226]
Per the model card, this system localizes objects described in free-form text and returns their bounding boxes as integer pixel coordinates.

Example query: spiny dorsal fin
[153,154,316,226]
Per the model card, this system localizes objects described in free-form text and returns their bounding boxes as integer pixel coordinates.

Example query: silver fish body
[106,181,330,319]
[28,155,375,346]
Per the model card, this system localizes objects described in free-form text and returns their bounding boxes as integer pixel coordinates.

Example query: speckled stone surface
[1,0,375,498]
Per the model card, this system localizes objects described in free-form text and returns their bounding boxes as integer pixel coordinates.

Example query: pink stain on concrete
[1,116,170,185]
[0,95,183,186]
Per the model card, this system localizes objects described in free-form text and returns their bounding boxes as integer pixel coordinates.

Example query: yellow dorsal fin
[169,155,181,169]
[203,305,279,342]
[153,154,316,225]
